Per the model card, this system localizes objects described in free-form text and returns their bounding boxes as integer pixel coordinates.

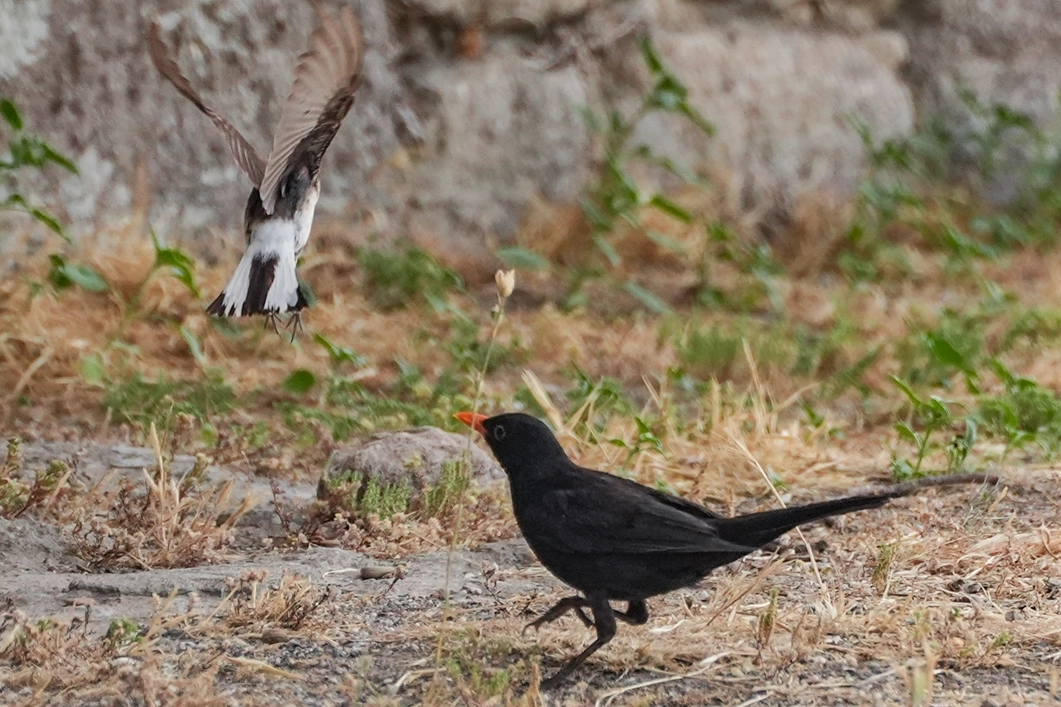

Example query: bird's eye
[492,425,506,441]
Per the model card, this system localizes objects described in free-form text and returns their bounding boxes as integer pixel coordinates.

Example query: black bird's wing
[607,472,727,522]
[257,4,363,215]
[518,468,914,558]
[518,470,758,557]
[147,22,266,187]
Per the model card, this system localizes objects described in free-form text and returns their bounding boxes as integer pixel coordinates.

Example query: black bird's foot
[523,596,592,636]
[538,591,617,690]
[540,671,569,691]
[616,599,648,625]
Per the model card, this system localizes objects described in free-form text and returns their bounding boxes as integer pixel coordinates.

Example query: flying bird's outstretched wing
[147,22,266,187]
[258,4,363,215]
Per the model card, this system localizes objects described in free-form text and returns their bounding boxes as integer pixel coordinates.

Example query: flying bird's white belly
[249,182,319,254]
[292,180,320,257]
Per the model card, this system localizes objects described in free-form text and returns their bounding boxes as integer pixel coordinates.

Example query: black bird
[148,5,364,335]
[456,411,993,688]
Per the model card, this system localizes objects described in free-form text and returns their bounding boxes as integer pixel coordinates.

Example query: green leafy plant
[0,98,117,298]
[0,438,74,520]
[150,233,200,298]
[358,245,463,311]
[421,459,471,518]
[102,371,236,429]
[977,359,1061,459]
[46,253,108,292]
[442,313,521,375]
[112,233,201,337]
[495,246,550,272]
[897,310,987,392]
[104,619,142,651]
[314,333,367,369]
[282,369,318,395]
[609,415,665,465]
[564,367,634,434]
[0,97,78,238]
[890,376,974,479]
[567,35,715,310]
[316,467,411,518]
[693,221,786,312]
[359,474,413,519]
[844,90,1061,279]
[676,322,743,381]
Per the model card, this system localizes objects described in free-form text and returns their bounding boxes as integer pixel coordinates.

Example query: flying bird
[456,411,996,688]
[148,5,364,336]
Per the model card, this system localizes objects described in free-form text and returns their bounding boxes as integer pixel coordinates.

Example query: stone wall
[1,0,1058,257]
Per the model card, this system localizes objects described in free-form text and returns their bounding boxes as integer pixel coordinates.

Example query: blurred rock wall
[1,0,1058,257]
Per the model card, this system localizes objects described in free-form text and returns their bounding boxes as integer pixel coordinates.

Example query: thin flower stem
[434,272,513,668]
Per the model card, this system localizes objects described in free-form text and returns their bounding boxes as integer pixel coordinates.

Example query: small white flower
[495,269,516,298]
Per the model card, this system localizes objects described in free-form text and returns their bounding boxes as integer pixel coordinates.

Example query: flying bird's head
[455,411,570,480]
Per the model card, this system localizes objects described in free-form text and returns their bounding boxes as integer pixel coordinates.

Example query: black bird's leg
[615,599,648,625]
[541,591,617,690]
[524,596,593,635]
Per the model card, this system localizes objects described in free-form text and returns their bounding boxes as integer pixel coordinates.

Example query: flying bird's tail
[206,245,306,317]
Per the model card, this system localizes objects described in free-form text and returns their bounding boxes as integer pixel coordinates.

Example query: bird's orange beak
[454,411,488,436]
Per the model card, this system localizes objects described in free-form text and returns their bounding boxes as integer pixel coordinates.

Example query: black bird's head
[455,411,570,480]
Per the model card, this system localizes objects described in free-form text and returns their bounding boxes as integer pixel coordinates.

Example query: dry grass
[3,211,1057,445]
[69,424,255,570]
[206,570,335,638]
[0,593,226,706]
[0,438,75,520]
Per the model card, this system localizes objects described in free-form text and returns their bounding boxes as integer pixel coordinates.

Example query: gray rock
[0,0,409,244]
[108,444,194,472]
[0,515,78,573]
[9,438,319,540]
[894,0,1061,203]
[403,51,591,246]
[0,0,52,80]
[322,426,502,501]
[3,0,1059,257]
[614,24,914,203]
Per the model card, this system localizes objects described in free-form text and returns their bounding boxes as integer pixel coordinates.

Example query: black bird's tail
[715,493,897,549]
[715,473,997,549]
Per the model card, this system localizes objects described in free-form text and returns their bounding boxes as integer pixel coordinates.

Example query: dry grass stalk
[209,570,333,635]
[274,476,515,559]
[0,591,226,705]
[0,439,77,521]
[70,424,256,569]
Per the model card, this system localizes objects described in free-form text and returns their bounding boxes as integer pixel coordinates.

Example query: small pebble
[360,565,396,580]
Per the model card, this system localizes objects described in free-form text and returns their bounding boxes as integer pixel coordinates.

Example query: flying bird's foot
[284,311,304,342]
[263,312,282,336]
[523,595,593,636]
[260,311,303,342]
